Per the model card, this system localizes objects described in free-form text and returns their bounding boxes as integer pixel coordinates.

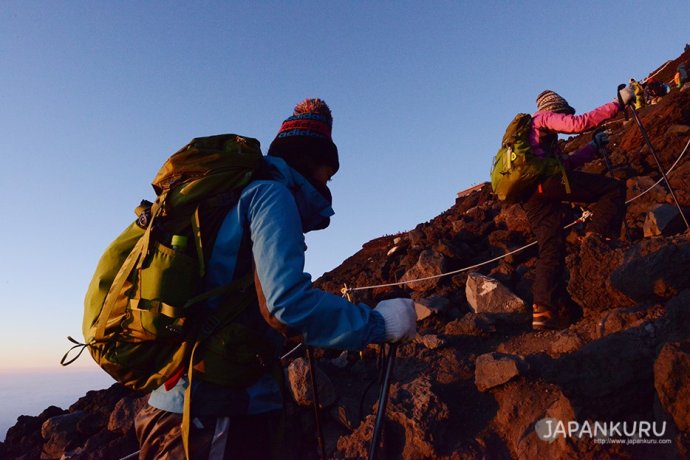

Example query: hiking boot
[532,304,563,330]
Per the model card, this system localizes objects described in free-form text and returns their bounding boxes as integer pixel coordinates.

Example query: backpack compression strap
[92,191,168,344]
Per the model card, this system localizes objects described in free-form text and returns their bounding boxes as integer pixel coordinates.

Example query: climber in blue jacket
[135,99,417,459]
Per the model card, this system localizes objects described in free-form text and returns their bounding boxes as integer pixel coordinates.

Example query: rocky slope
[2,48,690,460]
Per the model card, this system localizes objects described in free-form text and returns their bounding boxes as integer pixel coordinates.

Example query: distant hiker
[134,99,417,459]
[645,77,667,102]
[676,63,688,89]
[630,78,646,109]
[522,88,634,330]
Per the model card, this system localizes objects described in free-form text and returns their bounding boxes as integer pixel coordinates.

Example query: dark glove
[592,131,609,149]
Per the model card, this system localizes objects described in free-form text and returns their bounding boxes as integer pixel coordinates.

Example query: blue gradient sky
[1,1,688,371]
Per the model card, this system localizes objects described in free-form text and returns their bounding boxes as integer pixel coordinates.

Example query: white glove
[592,131,609,149]
[374,298,417,342]
[618,86,636,107]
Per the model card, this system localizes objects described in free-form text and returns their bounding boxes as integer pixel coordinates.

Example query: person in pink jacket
[523,88,635,330]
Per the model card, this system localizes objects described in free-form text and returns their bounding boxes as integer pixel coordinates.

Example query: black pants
[522,171,626,308]
[135,405,285,460]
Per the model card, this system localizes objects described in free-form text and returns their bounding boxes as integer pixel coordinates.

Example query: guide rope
[343,137,689,294]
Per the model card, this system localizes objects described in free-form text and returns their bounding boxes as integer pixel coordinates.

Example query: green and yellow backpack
[62,134,273,392]
[490,113,565,201]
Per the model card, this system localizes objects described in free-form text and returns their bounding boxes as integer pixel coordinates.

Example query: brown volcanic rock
[287,357,337,408]
[493,202,532,236]
[474,352,527,392]
[107,394,149,434]
[655,340,690,433]
[41,411,87,459]
[544,323,660,420]
[336,375,449,459]
[568,233,690,315]
[624,175,671,239]
[643,203,690,237]
[611,234,690,302]
[566,234,635,313]
[1,406,67,460]
[400,249,447,292]
[490,380,581,459]
[0,384,140,460]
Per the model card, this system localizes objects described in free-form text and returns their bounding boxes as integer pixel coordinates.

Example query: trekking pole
[368,342,398,460]
[600,148,614,176]
[619,84,690,230]
[306,346,327,460]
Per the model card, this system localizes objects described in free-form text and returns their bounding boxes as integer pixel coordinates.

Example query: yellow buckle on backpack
[129,298,184,318]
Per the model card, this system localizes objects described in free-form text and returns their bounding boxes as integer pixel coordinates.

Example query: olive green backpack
[61,134,275,392]
[490,113,567,201]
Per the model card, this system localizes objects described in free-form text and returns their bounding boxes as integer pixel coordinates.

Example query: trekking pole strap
[60,336,89,366]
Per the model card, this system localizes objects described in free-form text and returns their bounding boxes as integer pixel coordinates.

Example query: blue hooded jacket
[149,156,386,415]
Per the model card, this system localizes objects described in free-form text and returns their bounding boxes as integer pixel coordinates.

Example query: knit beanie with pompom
[268,98,339,179]
[536,90,576,115]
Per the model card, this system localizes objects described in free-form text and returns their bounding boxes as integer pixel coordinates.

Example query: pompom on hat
[536,90,576,115]
[268,98,339,178]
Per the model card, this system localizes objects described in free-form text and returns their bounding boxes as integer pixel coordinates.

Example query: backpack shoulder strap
[190,189,244,278]
[181,271,255,460]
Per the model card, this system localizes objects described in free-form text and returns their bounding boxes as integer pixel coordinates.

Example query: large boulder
[545,323,659,420]
[286,357,337,408]
[400,249,447,292]
[611,235,690,302]
[475,352,527,392]
[566,235,634,313]
[465,272,529,321]
[41,411,87,459]
[643,203,689,237]
[1,406,67,460]
[490,381,586,459]
[107,394,149,434]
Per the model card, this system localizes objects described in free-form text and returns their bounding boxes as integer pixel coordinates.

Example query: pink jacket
[529,101,620,170]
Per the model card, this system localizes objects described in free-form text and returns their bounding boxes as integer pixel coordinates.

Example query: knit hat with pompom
[268,98,339,178]
[536,90,576,115]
